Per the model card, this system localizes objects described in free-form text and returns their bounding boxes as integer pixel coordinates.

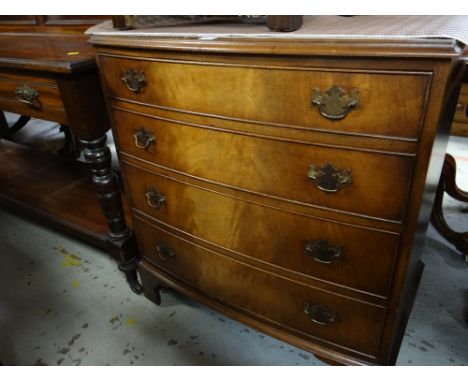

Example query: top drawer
[98,54,430,140]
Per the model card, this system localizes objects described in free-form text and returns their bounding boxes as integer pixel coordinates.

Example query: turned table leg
[80,134,143,294]
[430,153,468,261]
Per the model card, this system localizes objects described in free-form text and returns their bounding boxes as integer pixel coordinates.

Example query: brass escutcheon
[305,239,343,264]
[311,85,359,120]
[307,163,352,193]
[156,244,175,262]
[121,68,146,93]
[145,188,166,209]
[304,303,337,325]
[133,127,156,150]
[15,85,41,109]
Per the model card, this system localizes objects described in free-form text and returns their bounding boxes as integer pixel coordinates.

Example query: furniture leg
[430,153,468,261]
[58,124,81,160]
[0,111,31,138]
[79,134,143,294]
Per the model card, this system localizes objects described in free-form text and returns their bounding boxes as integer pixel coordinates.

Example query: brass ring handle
[133,127,155,150]
[307,163,352,193]
[121,68,146,93]
[311,85,359,120]
[156,244,175,262]
[145,188,166,209]
[304,303,337,325]
[305,240,343,264]
[15,85,41,109]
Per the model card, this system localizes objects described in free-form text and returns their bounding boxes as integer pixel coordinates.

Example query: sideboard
[0,27,141,293]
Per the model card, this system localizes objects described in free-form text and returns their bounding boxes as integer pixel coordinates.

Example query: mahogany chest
[88,19,465,365]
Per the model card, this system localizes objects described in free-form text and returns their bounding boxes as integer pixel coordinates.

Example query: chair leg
[0,111,31,138]
[430,154,468,261]
[59,124,81,160]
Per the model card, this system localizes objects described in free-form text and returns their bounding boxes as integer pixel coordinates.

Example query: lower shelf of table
[0,139,131,249]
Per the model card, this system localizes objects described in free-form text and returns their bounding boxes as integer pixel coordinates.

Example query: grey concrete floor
[0,136,467,366]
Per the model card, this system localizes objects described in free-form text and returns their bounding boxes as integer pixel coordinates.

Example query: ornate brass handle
[311,85,359,120]
[304,303,337,325]
[307,163,352,193]
[15,85,41,109]
[121,68,146,93]
[156,244,175,262]
[145,188,166,209]
[133,127,156,150]
[305,240,343,264]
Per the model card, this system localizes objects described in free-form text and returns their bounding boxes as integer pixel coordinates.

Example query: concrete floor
[0,136,467,366]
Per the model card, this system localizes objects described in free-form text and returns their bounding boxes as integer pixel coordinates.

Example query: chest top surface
[87,16,467,59]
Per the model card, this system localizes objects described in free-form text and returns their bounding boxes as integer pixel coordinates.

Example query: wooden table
[0,33,141,293]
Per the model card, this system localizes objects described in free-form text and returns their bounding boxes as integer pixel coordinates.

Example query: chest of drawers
[89,19,465,365]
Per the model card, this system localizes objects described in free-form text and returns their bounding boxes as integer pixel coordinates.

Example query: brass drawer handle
[307,163,352,193]
[305,240,343,264]
[133,127,155,150]
[311,85,359,120]
[121,68,146,93]
[145,188,166,209]
[15,85,41,109]
[156,244,175,262]
[304,303,337,325]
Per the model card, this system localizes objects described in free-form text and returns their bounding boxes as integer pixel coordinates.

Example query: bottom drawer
[134,215,386,358]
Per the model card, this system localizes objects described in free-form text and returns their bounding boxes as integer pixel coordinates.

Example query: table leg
[430,154,468,261]
[79,134,143,294]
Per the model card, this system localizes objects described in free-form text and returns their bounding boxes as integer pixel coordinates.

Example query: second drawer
[123,161,400,297]
[113,108,415,222]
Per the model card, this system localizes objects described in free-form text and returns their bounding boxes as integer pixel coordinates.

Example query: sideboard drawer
[0,73,64,109]
[116,110,414,222]
[0,73,67,123]
[99,54,429,140]
[134,215,386,357]
[123,161,400,297]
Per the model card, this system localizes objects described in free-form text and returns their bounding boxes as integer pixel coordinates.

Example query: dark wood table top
[0,33,96,74]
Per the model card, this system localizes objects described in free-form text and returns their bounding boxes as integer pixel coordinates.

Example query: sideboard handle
[121,68,146,93]
[307,163,352,193]
[311,85,359,120]
[133,127,156,150]
[304,303,337,325]
[145,188,166,209]
[305,240,343,264]
[15,85,41,109]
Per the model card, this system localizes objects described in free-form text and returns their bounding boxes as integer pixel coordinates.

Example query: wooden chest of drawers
[89,21,465,365]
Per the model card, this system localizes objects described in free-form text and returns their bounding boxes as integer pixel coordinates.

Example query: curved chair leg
[0,111,31,138]
[58,124,81,160]
[431,154,468,261]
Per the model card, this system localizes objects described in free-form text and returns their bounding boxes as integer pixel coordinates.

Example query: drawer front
[0,73,67,122]
[123,162,400,297]
[134,216,386,357]
[0,74,64,109]
[99,54,429,140]
[115,109,414,222]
